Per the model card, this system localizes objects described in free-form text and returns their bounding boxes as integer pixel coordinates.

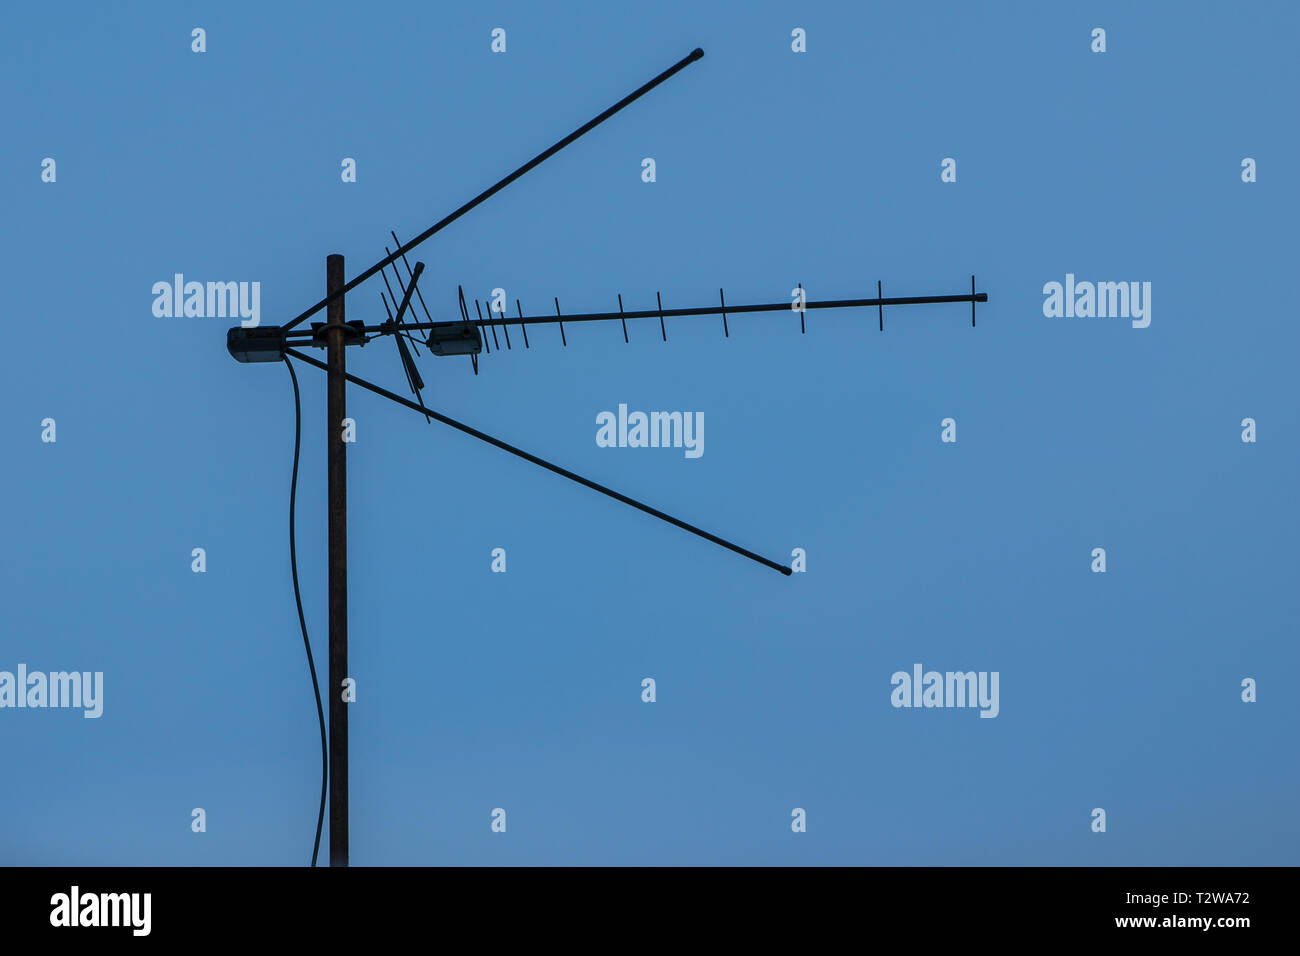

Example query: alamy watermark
[50,886,150,936]
[890,663,999,718]
[1042,273,1151,328]
[596,404,703,459]
[0,664,103,718]
[152,274,260,327]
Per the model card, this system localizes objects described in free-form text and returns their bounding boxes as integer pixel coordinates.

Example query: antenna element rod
[281,48,706,333]
[285,348,791,576]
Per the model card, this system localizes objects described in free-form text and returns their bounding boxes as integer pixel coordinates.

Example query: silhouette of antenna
[224,46,988,868]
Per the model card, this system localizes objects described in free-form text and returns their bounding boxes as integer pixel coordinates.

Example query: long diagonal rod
[280,47,705,334]
[283,348,791,575]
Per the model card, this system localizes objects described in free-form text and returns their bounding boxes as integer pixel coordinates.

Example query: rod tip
[691,47,704,60]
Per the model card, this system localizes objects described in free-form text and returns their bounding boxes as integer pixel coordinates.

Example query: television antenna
[226,47,988,867]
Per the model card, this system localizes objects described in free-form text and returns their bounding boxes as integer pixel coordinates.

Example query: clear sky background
[3,1,1297,865]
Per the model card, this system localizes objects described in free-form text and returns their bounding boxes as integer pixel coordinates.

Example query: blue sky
[2,0,1297,865]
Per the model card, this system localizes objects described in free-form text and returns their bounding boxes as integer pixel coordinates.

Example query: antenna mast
[324,255,349,867]
[224,46,989,867]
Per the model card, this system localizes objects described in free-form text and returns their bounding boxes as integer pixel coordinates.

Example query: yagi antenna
[223,46,990,869]
[347,281,985,347]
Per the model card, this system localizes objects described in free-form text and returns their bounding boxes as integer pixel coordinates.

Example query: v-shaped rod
[283,348,791,575]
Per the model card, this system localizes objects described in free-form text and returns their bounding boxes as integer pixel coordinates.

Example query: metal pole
[326,254,349,867]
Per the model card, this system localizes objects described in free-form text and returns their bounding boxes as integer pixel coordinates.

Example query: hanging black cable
[285,357,328,865]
